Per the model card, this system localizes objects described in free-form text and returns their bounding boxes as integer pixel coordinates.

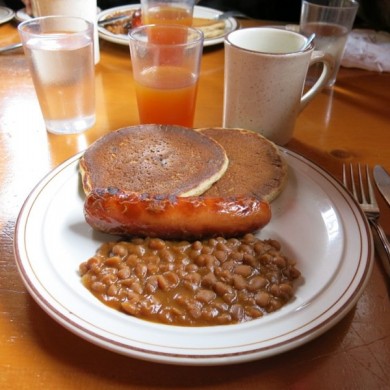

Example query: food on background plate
[79,234,301,326]
[100,8,227,40]
[80,124,228,197]
[191,17,226,39]
[200,128,288,202]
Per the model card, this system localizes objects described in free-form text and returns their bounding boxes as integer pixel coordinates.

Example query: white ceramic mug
[31,0,99,64]
[223,27,334,145]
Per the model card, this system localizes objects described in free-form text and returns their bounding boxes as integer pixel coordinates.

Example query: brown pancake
[80,124,229,197]
[199,128,287,202]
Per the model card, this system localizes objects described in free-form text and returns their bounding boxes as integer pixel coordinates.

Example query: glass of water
[300,0,359,87]
[18,16,96,134]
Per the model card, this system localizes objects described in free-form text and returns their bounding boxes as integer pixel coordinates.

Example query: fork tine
[365,164,378,207]
[350,164,358,200]
[342,163,356,200]
[358,164,368,204]
[342,163,347,187]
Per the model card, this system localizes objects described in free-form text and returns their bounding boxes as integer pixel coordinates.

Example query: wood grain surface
[0,18,389,390]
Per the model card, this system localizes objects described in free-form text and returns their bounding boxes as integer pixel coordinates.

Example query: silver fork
[343,164,390,277]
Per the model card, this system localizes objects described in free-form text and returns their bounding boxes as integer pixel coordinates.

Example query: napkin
[341,29,390,72]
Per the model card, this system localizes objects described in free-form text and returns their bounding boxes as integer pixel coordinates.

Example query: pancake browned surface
[80,124,229,196]
[199,128,287,202]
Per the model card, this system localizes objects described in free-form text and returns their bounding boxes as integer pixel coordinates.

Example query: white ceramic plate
[15,8,30,22]
[14,148,373,366]
[97,5,238,47]
[0,6,14,24]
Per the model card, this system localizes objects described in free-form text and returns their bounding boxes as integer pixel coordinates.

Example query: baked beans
[79,234,301,326]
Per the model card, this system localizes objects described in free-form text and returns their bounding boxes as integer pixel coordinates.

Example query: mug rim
[225,27,313,56]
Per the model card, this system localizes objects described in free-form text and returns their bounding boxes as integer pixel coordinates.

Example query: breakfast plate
[14,148,373,366]
[97,5,239,47]
[0,6,14,24]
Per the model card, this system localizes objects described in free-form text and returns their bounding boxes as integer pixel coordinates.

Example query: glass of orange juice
[129,24,204,127]
[141,0,195,26]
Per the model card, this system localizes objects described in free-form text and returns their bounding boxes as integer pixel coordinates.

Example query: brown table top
[1,18,389,389]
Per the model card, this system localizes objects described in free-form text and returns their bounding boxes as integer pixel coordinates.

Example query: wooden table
[1,18,389,389]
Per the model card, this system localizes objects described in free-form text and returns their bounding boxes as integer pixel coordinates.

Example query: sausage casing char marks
[84,188,271,240]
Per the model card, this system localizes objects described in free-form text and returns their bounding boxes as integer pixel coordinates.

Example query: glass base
[45,114,95,135]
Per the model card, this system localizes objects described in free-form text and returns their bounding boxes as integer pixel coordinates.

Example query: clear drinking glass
[18,16,96,135]
[31,0,99,64]
[129,24,204,127]
[300,0,359,87]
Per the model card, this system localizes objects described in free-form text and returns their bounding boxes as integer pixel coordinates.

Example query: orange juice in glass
[141,0,194,25]
[134,66,198,127]
[141,0,195,44]
[129,24,203,127]
[143,5,193,26]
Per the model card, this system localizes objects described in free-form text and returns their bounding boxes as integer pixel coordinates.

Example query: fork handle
[369,219,390,278]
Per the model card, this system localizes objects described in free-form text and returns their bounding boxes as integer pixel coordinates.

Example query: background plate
[97,5,238,47]
[15,8,30,22]
[14,148,373,366]
[0,6,15,24]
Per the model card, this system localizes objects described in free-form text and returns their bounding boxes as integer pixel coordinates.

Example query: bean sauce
[79,234,301,326]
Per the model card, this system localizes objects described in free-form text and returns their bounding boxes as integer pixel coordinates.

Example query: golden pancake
[80,124,229,197]
[199,128,288,202]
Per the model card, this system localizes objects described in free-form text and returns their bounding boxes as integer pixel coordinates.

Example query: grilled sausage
[84,188,271,240]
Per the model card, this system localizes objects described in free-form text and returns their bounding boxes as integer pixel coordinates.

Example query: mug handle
[300,51,335,111]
